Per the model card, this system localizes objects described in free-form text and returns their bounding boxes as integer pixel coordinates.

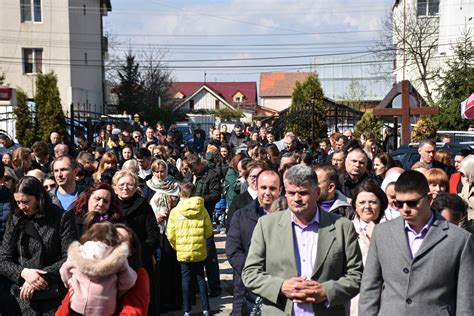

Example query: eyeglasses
[393,194,426,208]
[117,183,135,189]
[3,176,13,182]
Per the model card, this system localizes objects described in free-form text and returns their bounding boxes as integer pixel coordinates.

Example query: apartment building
[392,0,474,102]
[0,0,111,114]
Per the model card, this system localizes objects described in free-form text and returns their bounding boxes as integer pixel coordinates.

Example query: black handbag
[242,290,263,316]
[30,283,60,301]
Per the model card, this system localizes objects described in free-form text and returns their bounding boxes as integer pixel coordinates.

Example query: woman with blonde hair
[94,152,118,182]
[460,155,474,219]
[363,138,378,160]
[112,169,160,315]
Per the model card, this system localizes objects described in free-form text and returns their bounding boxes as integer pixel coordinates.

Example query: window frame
[417,0,440,17]
[22,48,43,75]
[20,0,42,23]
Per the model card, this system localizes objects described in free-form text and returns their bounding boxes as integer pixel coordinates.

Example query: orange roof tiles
[259,72,313,97]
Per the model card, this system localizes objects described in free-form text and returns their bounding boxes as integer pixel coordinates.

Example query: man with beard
[315,165,353,219]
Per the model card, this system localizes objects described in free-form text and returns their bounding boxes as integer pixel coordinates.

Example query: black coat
[226,190,254,231]
[337,172,368,199]
[225,199,265,275]
[0,206,76,315]
[193,165,221,216]
[118,193,160,269]
[405,159,456,177]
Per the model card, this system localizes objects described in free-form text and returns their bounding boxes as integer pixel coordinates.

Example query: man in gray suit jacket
[242,165,363,315]
[359,170,474,315]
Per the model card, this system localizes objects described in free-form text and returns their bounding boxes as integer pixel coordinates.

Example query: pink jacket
[60,241,137,316]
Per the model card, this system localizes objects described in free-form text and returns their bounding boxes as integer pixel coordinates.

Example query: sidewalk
[162,233,234,315]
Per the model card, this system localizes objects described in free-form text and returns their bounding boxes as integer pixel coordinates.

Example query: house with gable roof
[259,72,313,113]
[171,82,257,117]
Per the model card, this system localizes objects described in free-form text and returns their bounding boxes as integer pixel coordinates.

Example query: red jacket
[449,172,462,194]
[55,267,150,316]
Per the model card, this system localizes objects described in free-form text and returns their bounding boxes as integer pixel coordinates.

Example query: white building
[392,0,474,102]
[0,0,111,115]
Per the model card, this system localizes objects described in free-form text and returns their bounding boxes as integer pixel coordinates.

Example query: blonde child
[167,183,213,316]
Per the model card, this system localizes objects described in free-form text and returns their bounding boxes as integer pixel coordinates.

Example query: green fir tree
[434,29,474,130]
[286,73,327,141]
[354,112,384,140]
[13,89,35,147]
[116,51,144,115]
[35,71,67,142]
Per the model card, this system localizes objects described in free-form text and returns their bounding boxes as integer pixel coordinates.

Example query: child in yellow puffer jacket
[167,182,213,316]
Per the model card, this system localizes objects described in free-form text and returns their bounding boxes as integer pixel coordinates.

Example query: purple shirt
[291,209,320,316]
[404,212,435,258]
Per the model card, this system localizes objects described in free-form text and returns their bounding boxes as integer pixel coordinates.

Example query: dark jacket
[226,190,254,231]
[118,193,160,269]
[337,172,368,199]
[226,199,265,316]
[193,128,206,152]
[226,199,265,275]
[229,131,246,149]
[0,206,76,315]
[193,165,221,216]
[405,159,456,177]
[0,188,11,241]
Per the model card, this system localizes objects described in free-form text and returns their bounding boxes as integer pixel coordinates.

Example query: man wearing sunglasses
[359,170,474,315]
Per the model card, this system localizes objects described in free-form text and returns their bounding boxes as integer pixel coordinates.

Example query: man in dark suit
[226,169,281,315]
[242,165,363,315]
[359,170,474,315]
[405,139,455,176]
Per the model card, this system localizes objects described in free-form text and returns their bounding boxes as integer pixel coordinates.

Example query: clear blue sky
[105,0,394,99]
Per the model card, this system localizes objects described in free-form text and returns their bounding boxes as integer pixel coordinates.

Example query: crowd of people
[0,118,472,316]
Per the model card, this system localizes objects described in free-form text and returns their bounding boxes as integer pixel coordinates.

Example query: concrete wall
[68,0,105,114]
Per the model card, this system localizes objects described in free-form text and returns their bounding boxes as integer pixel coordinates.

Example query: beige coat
[461,182,474,220]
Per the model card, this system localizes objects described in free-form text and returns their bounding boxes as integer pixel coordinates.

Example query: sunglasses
[393,194,426,209]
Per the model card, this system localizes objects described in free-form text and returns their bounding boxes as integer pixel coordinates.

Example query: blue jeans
[181,261,210,313]
[213,208,226,228]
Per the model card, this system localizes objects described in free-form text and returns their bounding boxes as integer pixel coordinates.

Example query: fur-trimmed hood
[67,241,130,278]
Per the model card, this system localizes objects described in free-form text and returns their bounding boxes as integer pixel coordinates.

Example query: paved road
[162,233,234,315]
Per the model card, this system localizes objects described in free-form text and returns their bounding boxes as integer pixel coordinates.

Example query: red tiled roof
[259,72,313,97]
[171,82,257,107]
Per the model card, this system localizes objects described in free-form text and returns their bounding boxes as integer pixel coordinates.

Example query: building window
[417,0,439,17]
[23,48,43,74]
[84,52,88,65]
[20,0,42,22]
[189,99,194,110]
[215,100,220,110]
[83,4,86,15]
